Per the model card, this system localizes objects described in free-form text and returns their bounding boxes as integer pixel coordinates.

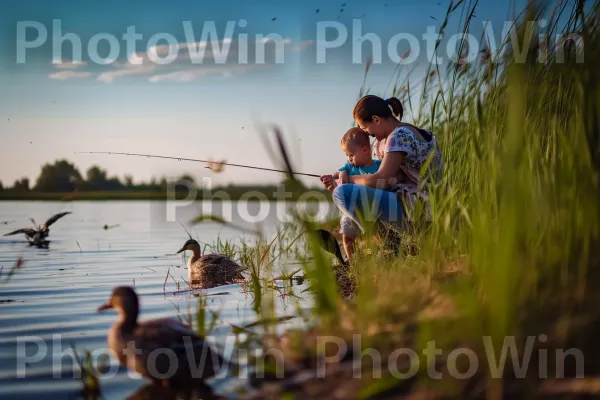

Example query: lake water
[0,201,334,399]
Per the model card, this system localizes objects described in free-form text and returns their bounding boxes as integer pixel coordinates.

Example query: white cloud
[49,71,92,80]
[257,37,292,45]
[141,37,293,64]
[147,37,281,56]
[97,64,158,83]
[53,60,88,69]
[90,38,313,83]
[148,65,264,83]
[48,39,314,83]
[289,40,315,51]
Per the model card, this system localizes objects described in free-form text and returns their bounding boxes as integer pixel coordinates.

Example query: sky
[0,0,544,189]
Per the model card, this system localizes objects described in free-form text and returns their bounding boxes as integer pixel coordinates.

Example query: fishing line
[74,151,321,178]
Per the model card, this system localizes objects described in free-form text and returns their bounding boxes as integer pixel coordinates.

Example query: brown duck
[176,239,245,289]
[97,286,225,387]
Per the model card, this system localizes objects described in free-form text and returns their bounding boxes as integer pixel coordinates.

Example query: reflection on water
[0,201,325,399]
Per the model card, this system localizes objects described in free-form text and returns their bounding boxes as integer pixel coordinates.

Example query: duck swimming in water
[3,211,71,247]
[97,286,224,387]
[176,238,245,289]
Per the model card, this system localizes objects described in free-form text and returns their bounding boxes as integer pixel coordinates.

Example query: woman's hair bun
[385,97,403,120]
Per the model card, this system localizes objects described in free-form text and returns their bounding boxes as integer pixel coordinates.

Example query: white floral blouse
[374,125,444,218]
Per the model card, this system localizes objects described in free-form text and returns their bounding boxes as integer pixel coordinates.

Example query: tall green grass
[188,1,600,397]
[337,0,599,397]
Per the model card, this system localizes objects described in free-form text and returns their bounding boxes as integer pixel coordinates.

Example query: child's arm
[338,170,349,184]
[336,163,351,178]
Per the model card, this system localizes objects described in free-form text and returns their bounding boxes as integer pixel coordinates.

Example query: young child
[330,128,381,259]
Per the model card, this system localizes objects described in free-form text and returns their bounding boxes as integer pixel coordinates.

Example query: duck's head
[176,238,200,254]
[97,286,139,319]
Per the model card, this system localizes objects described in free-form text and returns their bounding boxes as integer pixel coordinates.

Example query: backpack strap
[397,123,433,143]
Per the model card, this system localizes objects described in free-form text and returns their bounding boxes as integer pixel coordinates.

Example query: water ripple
[0,201,315,399]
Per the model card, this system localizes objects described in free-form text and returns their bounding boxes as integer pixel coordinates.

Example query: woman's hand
[348,151,405,189]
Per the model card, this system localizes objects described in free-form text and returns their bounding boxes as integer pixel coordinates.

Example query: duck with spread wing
[3,211,72,247]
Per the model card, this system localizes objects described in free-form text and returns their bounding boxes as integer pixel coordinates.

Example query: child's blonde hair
[341,127,371,149]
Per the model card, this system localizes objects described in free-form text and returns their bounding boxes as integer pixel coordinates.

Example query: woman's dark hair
[353,95,403,123]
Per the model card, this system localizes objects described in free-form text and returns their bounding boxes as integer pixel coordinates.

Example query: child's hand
[320,174,338,191]
[320,174,334,187]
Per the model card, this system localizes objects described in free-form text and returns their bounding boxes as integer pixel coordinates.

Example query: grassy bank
[209,1,600,398]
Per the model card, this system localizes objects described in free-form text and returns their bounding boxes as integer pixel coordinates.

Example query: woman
[321,95,443,238]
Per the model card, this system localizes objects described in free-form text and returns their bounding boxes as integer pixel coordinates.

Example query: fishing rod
[74,151,322,178]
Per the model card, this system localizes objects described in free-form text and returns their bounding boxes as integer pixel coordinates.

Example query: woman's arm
[349,151,405,189]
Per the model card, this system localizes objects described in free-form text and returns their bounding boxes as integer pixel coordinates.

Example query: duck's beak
[97,302,113,312]
[176,246,186,254]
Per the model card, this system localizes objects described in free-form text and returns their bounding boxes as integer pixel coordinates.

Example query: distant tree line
[0,159,208,193]
[0,159,326,199]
